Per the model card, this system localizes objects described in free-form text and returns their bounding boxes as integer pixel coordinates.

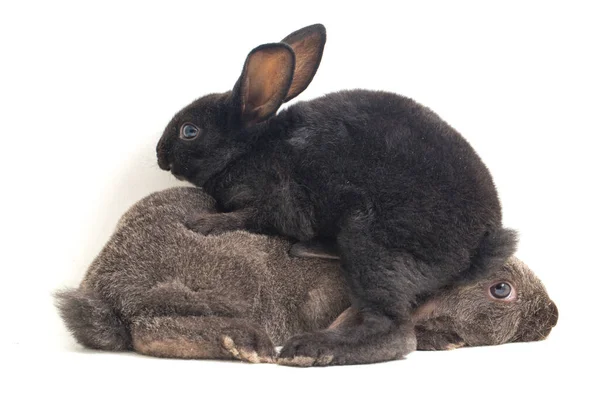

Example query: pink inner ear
[327,307,360,330]
[412,299,440,322]
[241,47,294,123]
[285,34,322,101]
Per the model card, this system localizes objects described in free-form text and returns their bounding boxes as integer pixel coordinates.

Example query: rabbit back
[211,89,503,271]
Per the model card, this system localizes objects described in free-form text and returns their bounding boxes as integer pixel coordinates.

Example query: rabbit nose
[156,136,171,170]
[156,145,171,171]
[548,301,559,328]
[157,157,171,171]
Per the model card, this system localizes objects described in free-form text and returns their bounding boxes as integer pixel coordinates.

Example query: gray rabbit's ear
[234,43,295,126]
[281,24,326,102]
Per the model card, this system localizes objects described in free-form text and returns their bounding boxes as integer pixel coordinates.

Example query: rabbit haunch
[56,188,558,364]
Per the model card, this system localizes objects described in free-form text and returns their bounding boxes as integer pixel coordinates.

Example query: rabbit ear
[234,43,295,126]
[281,24,326,102]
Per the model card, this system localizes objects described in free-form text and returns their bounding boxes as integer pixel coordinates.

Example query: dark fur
[155,24,518,365]
[55,188,557,366]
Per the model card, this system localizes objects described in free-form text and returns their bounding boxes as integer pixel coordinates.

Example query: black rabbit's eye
[490,282,512,299]
[180,123,200,140]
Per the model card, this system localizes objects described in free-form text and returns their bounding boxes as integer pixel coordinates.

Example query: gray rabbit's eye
[490,282,512,299]
[180,123,200,140]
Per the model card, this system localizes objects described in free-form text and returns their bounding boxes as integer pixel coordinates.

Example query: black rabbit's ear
[234,43,295,126]
[281,24,326,102]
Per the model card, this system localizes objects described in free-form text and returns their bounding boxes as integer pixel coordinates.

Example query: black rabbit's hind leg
[279,212,445,366]
[131,315,276,363]
[276,250,422,367]
[278,311,416,366]
[277,249,422,366]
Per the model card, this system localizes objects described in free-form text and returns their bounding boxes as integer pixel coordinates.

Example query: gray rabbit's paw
[415,327,466,351]
[219,328,276,364]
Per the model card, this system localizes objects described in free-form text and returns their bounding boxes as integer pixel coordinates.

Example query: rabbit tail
[54,288,131,351]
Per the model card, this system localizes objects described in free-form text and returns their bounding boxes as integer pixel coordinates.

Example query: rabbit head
[413,256,558,350]
[156,24,326,186]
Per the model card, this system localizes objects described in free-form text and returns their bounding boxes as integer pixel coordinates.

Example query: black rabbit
[156,24,517,366]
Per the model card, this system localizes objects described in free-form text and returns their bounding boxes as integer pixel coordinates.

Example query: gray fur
[55,187,558,364]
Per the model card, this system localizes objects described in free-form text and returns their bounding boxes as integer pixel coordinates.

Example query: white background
[1,1,598,398]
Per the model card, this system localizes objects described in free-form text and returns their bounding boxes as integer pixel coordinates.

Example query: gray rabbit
[56,187,558,366]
